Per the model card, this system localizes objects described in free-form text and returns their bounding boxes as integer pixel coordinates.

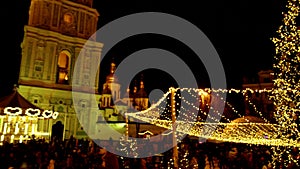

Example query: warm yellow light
[14,123,19,135]
[31,124,35,135]
[24,123,29,135]
[19,135,23,143]
[3,123,7,134]
[10,135,14,143]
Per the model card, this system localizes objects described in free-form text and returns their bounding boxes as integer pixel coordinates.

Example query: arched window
[63,13,73,24]
[56,50,71,84]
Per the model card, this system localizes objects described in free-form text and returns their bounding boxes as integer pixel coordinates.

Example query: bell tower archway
[52,121,64,140]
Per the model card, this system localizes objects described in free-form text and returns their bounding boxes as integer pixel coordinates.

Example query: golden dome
[106,73,118,83]
[106,61,118,83]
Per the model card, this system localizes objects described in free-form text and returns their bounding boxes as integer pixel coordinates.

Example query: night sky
[1,0,287,97]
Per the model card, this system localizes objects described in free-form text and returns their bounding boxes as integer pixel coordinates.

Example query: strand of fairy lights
[244,92,270,123]
[128,112,298,147]
[131,89,274,125]
[180,89,232,122]
[125,87,299,151]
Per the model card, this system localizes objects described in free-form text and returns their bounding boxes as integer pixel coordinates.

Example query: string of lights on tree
[270,0,300,167]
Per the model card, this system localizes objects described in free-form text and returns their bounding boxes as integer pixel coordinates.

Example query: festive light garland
[244,92,270,123]
[52,111,59,119]
[125,87,299,150]
[2,106,59,119]
[117,135,138,158]
[4,107,22,116]
[25,108,41,117]
[42,110,53,118]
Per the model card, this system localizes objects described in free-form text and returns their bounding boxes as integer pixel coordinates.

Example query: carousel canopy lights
[4,106,59,119]
[4,107,22,116]
[25,108,41,117]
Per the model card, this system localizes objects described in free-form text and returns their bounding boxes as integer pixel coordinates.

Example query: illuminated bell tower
[18,0,103,139]
[19,0,101,89]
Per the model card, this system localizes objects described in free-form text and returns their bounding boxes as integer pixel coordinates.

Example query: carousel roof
[0,88,42,110]
[0,88,58,119]
[230,116,265,123]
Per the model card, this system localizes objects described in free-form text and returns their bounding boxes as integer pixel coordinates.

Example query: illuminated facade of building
[242,70,275,121]
[99,61,149,121]
[96,62,154,140]
[17,0,103,139]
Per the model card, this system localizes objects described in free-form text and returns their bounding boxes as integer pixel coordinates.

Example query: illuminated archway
[57,50,71,84]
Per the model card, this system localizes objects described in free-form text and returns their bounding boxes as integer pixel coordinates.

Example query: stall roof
[0,88,43,116]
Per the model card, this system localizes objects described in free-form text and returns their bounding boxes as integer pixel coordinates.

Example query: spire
[137,74,147,98]
[106,59,118,83]
[140,74,144,89]
[110,61,116,74]
[133,80,137,94]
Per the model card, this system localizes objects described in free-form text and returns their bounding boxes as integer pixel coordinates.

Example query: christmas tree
[271,0,300,167]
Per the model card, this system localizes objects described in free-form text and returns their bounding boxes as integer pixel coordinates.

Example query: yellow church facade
[16,0,154,141]
[15,0,162,142]
[17,0,103,140]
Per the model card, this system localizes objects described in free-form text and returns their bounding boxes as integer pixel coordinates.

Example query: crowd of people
[0,136,119,169]
[0,136,298,169]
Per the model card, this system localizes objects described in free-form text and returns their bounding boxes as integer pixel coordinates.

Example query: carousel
[0,88,58,144]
